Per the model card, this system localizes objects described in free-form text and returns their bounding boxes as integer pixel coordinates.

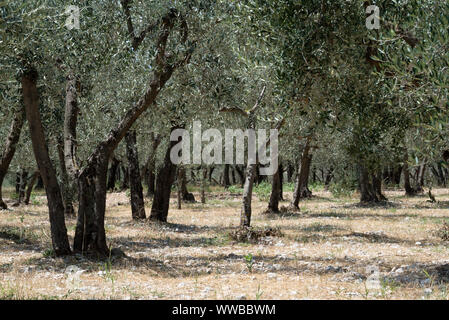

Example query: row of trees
[1,0,448,257]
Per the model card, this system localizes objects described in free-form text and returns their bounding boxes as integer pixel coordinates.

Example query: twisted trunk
[22,67,71,256]
[145,133,161,197]
[24,171,39,205]
[0,106,25,209]
[125,130,146,220]
[107,157,120,191]
[291,139,312,209]
[268,163,281,213]
[150,133,179,222]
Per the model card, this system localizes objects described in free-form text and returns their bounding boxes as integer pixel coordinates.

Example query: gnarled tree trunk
[179,166,195,202]
[107,156,120,191]
[24,170,39,205]
[145,132,161,197]
[290,138,312,209]
[149,133,179,222]
[268,163,281,213]
[22,67,71,256]
[125,130,146,220]
[0,106,25,209]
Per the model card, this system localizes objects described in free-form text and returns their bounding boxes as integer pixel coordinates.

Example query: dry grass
[1,187,449,300]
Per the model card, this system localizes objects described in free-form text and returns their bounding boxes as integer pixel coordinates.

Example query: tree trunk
[150,134,179,222]
[107,157,120,191]
[235,165,245,187]
[177,168,182,210]
[0,106,25,209]
[57,138,75,216]
[223,164,231,188]
[73,156,110,256]
[290,139,312,209]
[201,167,207,204]
[372,173,387,201]
[73,9,193,256]
[145,132,161,197]
[125,130,146,220]
[324,166,334,191]
[241,160,257,227]
[208,166,215,183]
[22,67,71,256]
[359,165,378,203]
[120,165,129,190]
[24,171,39,205]
[287,162,294,183]
[231,166,236,185]
[268,164,281,213]
[279,162,284,201]
[403,152,416,196]
[13,169,27,205]
[416,162,426,192]
[179,166,195,202]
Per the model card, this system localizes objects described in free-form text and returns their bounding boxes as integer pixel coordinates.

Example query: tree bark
[24,170,39,205]
[290,138,312,209]
[201,167,207,204]
[145,132,161,197]
[223,164,231,189]
[359,165,378,203]
[179,166,195,202]
[22,67,71,256]
[0,106,25,209]
[149,132,179,222]
[107,156,120,191]
[403,152,416,196]
[57,138,75,216]
[125,130,146,220]
[324,166,334,191]
[120,165,129,190]
[268,163,281,213]
[416,162,426,192]
[13,169,27,205]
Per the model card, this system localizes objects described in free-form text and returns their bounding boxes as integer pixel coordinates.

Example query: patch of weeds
[380,278,400,297]
[0,226,33,244]
[42,248,55,258]
[329,179,356,198]
[302,223,338,233]
[0,283,24,300]
[151,290,166,298]
[228,185,243,194]
[295,234,322,243]
[255,283,263,300]
[29,194,42,205]
[203,235,229,247]
[244,253,254,273]
[229,226,283,243]
[436,221,449,241]
[309,182,324,192]
[253,182,271,202]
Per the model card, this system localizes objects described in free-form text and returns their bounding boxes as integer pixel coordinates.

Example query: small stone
[267,273,277,279]
[424,288,432,294]
[236,294,246,300]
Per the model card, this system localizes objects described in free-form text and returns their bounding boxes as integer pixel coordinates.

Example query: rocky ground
[1,187,449,300]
